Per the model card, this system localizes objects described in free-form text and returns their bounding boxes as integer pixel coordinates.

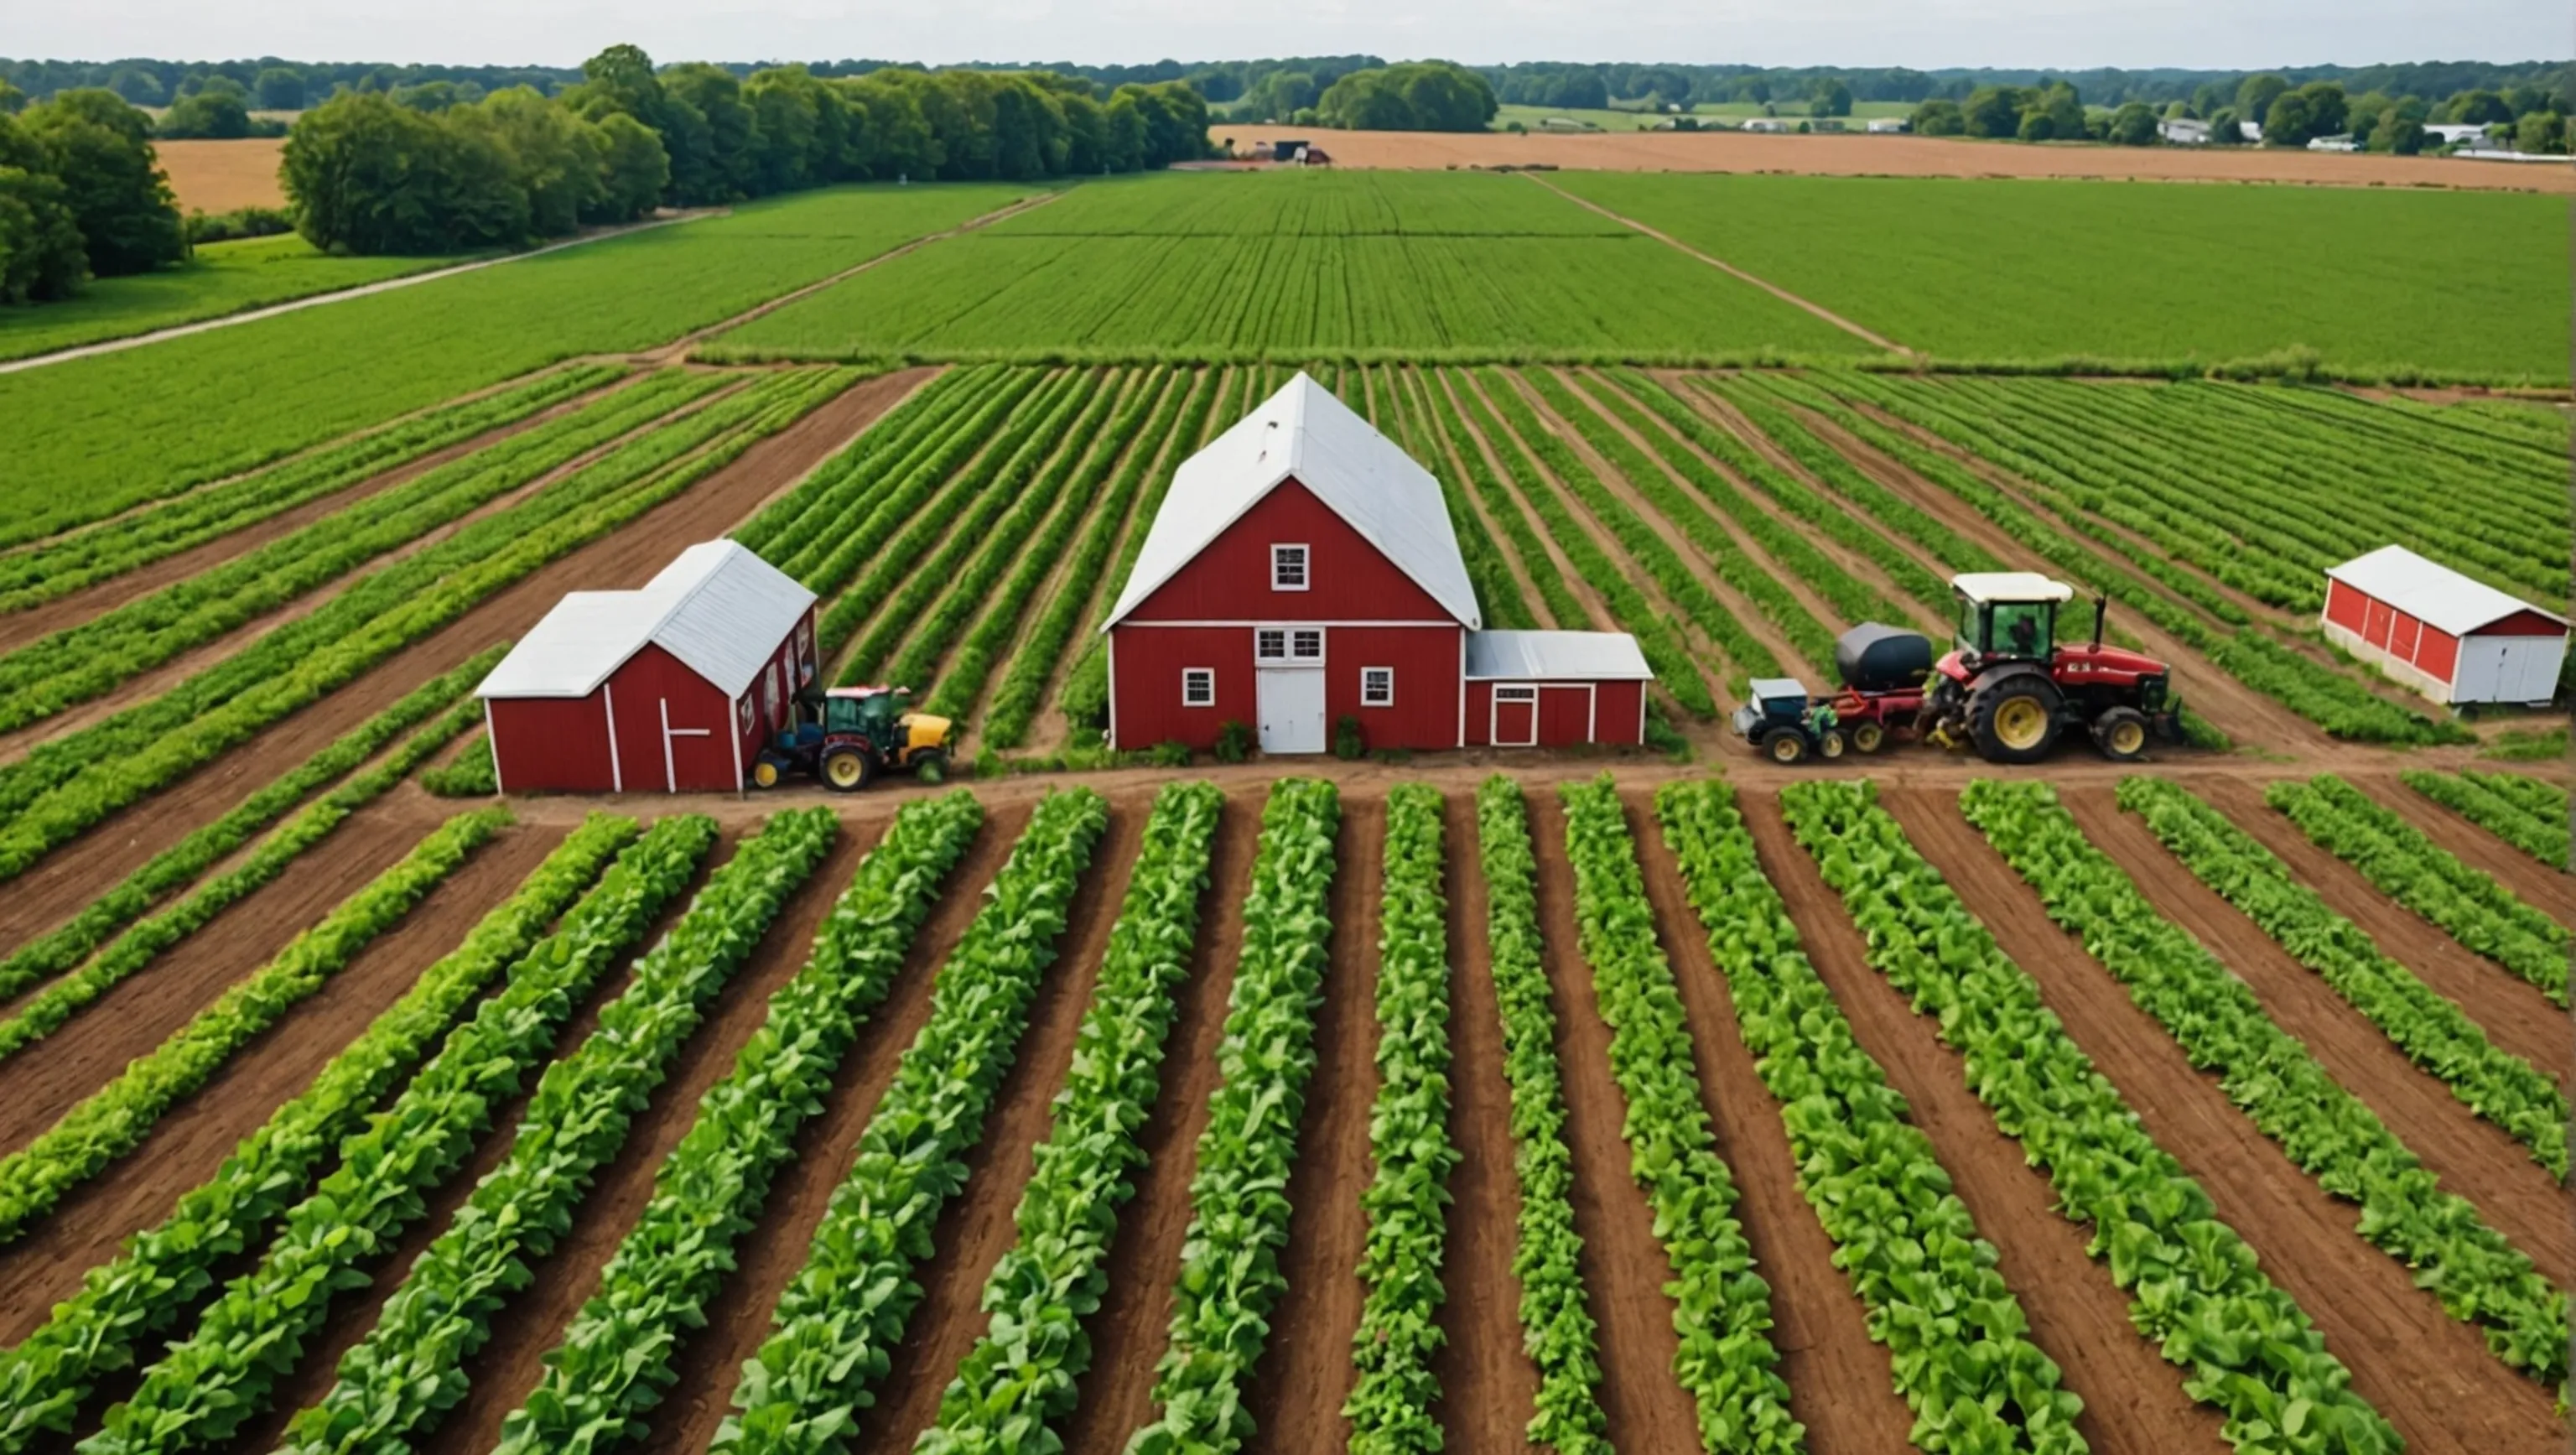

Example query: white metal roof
[2325,544,2565,637]
[1102,372,1482,630]
[477,540,817,700]
[1952,572,2074,605]
[1464,630,1653,681]
[1748,676,1812,701]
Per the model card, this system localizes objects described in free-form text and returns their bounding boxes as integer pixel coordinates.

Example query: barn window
[1291,628,1323,661]
[764,663,781,722]
[1256,629,1288,662]
[1270,544,1309,591]
[1182,668,1215,707]
[1361,667,1394,706]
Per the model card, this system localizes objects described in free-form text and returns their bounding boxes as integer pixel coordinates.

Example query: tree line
[1909,72,2568,153]
[0,90,184,303]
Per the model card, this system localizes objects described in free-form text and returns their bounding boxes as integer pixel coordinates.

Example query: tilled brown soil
[1885,787,2563,1452]
[2356,772,2572,917]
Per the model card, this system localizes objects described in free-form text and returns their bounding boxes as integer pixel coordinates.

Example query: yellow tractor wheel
[751,759,781,790]
[822,749,875,792]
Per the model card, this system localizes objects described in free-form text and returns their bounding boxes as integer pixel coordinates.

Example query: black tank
[1836,623,1934,693]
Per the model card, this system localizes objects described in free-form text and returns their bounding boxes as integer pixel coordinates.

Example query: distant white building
[1866,117,1908,133]
[2159,118,2210,144]
[2307,133,2358,152]
[2424,122,2500,147]
[1742,117,1791,133]
[2236,119,2263,142]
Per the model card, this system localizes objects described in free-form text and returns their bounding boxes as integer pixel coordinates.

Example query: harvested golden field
[156,138,288,213]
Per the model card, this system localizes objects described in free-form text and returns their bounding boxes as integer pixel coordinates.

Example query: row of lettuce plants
[2401,770,2568,870]
[739,365,989,559]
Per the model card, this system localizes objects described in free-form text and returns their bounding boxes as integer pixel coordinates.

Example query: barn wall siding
[609,645,738,792]
[1595,681,1646,745]
[490,695,618,793]
[1123,479,1457,624]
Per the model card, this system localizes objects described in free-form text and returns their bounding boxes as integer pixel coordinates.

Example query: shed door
[2454,638,2506,702]
[2504,638,2563,704]
[1539,686,1593,745]
[1491,685,1538,747]
[1258,669,1326,754]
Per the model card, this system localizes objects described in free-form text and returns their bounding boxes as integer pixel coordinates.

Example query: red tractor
[1916,573,2180,763]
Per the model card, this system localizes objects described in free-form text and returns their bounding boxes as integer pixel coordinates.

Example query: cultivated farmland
[0,166,2566,1455]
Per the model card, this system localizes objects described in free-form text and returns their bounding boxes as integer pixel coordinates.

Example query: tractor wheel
[1849,720,1886,755]
[912,750,948,784]
[821,748,875,793]
[2092,706,2152,762]
[1763,727,1809,765]
[1820,729,1847,760]
[750,758,782,790]
[1967,673,2062,765]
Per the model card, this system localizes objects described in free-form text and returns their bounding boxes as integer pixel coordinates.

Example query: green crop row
[0,645,498,1001]
[0,367,852,883]
[1557,778,1800,1453]
[0,686,491,1062]
[2267,777,2566,1006]
[1658,781,2083,1453]
[0,808,508,1245]
[0,368,722,734]
[1966,780,2568,1383]
[1415,371,1591,630]
[740,365,989,559]
[1471,779,1608,1453]
[984,369,1198,748]
[2403,771,2569,870]
[925,370,1166,725]
[766,366,1014,586]
[1448,371,1712,712]
[2117,777,2565,1176]
[1724,372,2008,579]
[275,810,841,1455]
[2466,768,2568,820]
[1780,779,2400,1455]
[913,782,1223,1455]
[420,730,500,797]
[1342,785,1460,1454]
[493,793,981,1455]
[1124,777,1340,1455]
[1376,366,1536,631]
[845,372,1098,686]
[75,813,726,1455]
[0,813,641,1453]
[0,364,623,608]
[804,369,1053,652]
[713,788,1106,1455]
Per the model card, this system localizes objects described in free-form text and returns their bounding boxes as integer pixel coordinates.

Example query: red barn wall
[1593,681,1646,745]
[1110,626,1254,750]
[606,644,740,792]
[1462,678,1644,747]
[2386,611,2422,664]
[1121,480,1454,624]
[489,695,617,793]
[2323,579,2368,633]
[2415,626,2460,681]
[2477,610,2568,638]
[1110,626,1461,751]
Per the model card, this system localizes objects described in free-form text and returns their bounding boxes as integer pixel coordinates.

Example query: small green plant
[1148,740,1191,767]
[1213,720,1254,764]
[419,732,498,797]
[1332,714,1367,761]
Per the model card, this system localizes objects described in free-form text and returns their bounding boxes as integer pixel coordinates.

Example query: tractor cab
[1732,677,1845,764]
[750,684,955,792]
[1950,572,2072,667]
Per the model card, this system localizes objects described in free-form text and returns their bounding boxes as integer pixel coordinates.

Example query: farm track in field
[2057,787,2575,1265]
[836,801,1147,1452]
[2365,773,2573,911]
[1239,796,1383,1455]
[634,803,1028,1453]
[1058,791,1257,1455]
[0,819,564,1338]
[1884,788,2565,1453]
[0,374,638,655]
[2194,777,2568,1075]
[1522,792,1705,1452]
[0,372,907,947]
[1737,785,2223,1455]
[1422,791,1544,1452]
[1624,787,1919,1452]
[0,374,760,767]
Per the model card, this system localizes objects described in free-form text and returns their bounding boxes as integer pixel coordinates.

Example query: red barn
[477,541,819,793]
[2322,545,2565,707]
[1104,372,1647,753]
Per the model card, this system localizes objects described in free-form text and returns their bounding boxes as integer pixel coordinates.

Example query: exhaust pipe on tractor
[2091,593,2108,651]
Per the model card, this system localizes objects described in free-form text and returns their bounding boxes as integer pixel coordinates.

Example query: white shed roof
[1465,630,1653,681]
[1102,372,1481,630]
[2325,544,2564,637]
[478,540,816,700]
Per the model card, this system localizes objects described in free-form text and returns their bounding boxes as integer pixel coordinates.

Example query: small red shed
[1464,631,1652,746]
[2321,545,2565,707]
[477,541,819,793]
[1104,372,1647,753]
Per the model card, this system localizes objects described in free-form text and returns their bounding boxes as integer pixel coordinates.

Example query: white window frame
[1360,666,1394,707]
[1289,627,1324,663]
[1182,667,1216,707]
[1270,543,1310,592]
[1255,628,1289,663]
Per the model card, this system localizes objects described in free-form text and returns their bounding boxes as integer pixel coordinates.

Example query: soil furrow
[2358,772,2572,916]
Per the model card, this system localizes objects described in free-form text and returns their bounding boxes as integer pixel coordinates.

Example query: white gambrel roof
[1102,372,1482,629]
[478,540,816,700]
[1465,630,1653,681]
[2325,545,2565,637]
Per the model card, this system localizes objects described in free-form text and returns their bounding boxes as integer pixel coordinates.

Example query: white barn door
[1258,669,1326,753]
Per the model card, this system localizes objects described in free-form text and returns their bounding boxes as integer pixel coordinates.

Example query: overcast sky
[21,0,2568,72]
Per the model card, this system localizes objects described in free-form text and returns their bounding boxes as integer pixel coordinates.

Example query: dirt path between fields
[1625,789,1918,1452]
[0,214,716,376]
[1885,788,2563,1454]
[1737,785,2222,1455]
[1524,175,1911,355]
[2059,787,2574,1268]
[1058,788,1257,1454]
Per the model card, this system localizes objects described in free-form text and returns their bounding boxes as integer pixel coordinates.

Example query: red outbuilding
[2321,545,2565,707]
[1104,372,1647,753]
[477,541,819,793]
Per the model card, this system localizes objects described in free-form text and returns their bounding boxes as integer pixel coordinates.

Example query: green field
[714,170,1874,361]
[1551,172,2568,381]
[0,184,1031,536]
[0,235,459,363]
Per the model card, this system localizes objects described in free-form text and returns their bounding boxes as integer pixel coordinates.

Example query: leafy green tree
[661,64,762,201]
[1317,61,1493,133]
[1961,86,2024,138]
[0,164,90,302]
[2446,89,2511,125]
[2189,81,2228,118]
[2107,101,2159,145]
[2262,91,2315,146]
[283,91,525,252]
[454,87,602,236]
[1910,97,1965,135]
[1549,70,1607,109]
[255,67,305,110]
[2514,110,2566,153]
[392,80,477,112]
[2205,106,2242,143]
[20,91,183,274]
[106,67,164,107]
[2293,81,2347,138]
[0,81,26,116]
[2235,73,2288,127]
[2376,116,2425,153]
[1810,77,1854,117]
[588,111,667,220]
[158,91,252,139]
[1737,77,1772,105]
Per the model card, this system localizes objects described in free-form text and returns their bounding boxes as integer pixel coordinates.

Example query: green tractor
[750,685,955,792]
